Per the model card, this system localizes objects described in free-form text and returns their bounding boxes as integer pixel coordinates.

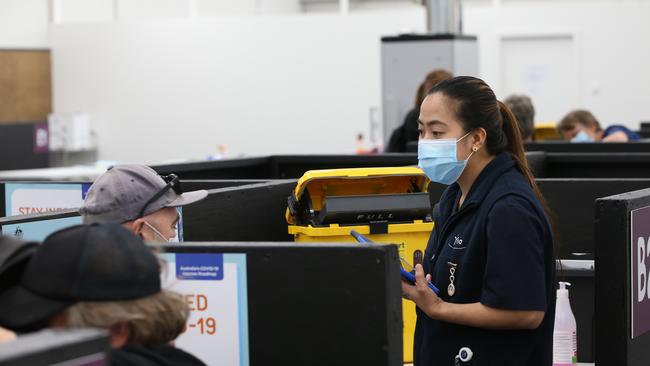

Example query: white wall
[48,0,650,163]
[464,0,650,126]
[0,0,50,48]
[54,0,302,21]
[51,10,426,163]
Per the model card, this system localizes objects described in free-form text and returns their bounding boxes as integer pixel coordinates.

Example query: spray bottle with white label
[553,281,577,366]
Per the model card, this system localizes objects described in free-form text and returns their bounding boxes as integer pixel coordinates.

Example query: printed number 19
[197,317,217,335]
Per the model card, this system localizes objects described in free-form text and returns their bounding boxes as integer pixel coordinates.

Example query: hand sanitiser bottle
[553,282,577,366]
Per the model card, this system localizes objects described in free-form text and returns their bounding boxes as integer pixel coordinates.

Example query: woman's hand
[401,264,445,319]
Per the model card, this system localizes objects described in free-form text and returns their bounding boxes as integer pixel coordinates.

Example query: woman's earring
[472,146,478,152]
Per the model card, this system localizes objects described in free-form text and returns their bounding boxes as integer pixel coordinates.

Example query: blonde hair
[65,290,189,345]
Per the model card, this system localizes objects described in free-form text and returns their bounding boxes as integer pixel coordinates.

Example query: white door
[500,35,579,124]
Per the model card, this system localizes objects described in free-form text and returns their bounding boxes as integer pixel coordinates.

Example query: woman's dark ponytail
[498,100,554,222]
[427,76,554,231]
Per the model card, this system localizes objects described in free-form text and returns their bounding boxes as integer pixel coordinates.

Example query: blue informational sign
[3,183,85,241]
[162,253,249,366]
[176,253,224,280]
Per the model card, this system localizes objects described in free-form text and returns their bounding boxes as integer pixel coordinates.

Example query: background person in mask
[557,109,640,142]
[79,164,208,243]
[405,76,555,365]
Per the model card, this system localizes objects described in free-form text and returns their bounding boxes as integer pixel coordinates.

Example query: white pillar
[339,0,349,14]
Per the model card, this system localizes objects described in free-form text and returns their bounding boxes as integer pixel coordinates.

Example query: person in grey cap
[79,164,207,243]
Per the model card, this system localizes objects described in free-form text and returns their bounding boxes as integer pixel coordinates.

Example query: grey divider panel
[180,179,270,191]
[0,328,109,366]
[595,188,650,365]
[182,180,297,242]
[162,243,402,366]
[526,142,650,153]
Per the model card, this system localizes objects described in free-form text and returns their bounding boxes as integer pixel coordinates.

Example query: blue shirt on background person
[558,109,641,143]
[602,124,641,141]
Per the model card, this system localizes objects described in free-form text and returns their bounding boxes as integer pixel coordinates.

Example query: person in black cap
[0,235,38,343]
[79,164,208,243]
[0,224,205,365]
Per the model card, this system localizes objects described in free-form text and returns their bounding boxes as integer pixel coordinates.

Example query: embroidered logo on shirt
[447,235,467,250]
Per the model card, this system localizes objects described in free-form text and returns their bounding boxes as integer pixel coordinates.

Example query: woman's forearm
[428,301,545,330]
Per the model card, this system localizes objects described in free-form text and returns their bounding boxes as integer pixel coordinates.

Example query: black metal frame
[595,188,650,365]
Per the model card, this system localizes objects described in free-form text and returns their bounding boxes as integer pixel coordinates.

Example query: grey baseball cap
[79,164,207,224]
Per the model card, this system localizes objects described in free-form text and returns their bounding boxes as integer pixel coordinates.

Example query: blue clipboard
[350,230,440,294]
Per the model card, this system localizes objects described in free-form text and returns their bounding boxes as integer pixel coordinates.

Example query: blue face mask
[571,130,595,143]
[418,132,475,185]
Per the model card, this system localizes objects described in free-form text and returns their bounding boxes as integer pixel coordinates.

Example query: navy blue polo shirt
[413,153,556,366]
[603,124,641,141]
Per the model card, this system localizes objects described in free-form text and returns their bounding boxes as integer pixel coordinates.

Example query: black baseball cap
[0,224,161,332]
[0,236,38,295]
[0,236,37,271]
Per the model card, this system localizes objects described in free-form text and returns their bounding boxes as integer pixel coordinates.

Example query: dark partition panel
[271,155,418,178]
[595,188,650,365]
[545,153,650,178]
[429,179,650,258]
[154,157,274,179]
[154,155,420,180]
[154,153,549,180]
[162,243,402,366]
[540,179,650,258]
[0,122,49,171]
[526,142,650,153]
[526,151,548,177]
[183,181,297,242]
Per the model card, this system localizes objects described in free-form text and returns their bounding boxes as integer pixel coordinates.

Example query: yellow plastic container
[286,167,434,363]
[535,121,563,141]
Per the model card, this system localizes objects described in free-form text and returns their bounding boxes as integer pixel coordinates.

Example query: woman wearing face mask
[402,76,555,365]
[558,109,641,143]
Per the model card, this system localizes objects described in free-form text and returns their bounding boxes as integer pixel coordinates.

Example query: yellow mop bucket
[285,167,434,363]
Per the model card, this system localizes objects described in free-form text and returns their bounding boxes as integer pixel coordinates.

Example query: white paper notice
[161,253,249,366]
